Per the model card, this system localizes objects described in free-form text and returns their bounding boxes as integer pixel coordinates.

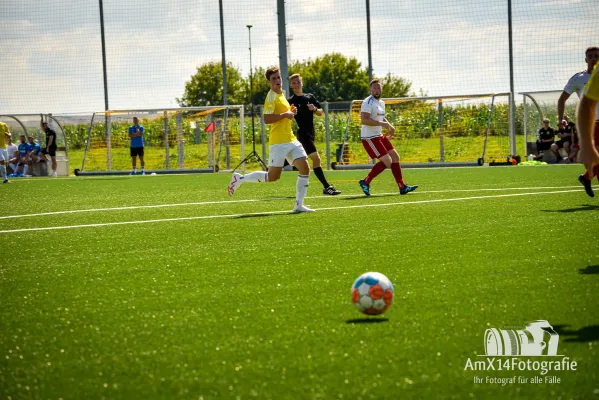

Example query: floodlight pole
[98,0,109,112]
[366,0,373,82]
[232,25,267,172]
[249,25,255,153]
[507,0,517,158]
[218,0,228,105]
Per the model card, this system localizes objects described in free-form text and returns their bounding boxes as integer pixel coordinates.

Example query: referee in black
[288,73,340,195]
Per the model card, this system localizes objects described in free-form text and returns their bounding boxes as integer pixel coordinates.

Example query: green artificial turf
[0,165,598,399]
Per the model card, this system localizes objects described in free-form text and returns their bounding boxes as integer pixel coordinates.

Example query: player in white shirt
[557,46,599,194]
[6,136,19,175]
[358,79,418,196]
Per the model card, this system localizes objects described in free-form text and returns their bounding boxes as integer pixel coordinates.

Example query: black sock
[313,167,330,188]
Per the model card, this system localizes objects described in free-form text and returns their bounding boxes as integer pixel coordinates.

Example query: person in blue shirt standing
[128,117,145,175]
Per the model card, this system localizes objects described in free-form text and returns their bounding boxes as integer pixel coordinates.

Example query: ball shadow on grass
[345,318,389,324]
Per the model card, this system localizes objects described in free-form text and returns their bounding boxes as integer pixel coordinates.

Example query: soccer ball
[351,272,394,315]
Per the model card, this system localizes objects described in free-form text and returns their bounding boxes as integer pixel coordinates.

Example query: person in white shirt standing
[358,79,418,196]
[556,46,599,195]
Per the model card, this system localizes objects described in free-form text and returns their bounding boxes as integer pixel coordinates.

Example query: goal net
[76,106,245,175]
[332,93,513,169]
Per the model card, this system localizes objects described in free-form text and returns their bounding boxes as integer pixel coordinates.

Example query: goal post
[74,105,245,176]
[331,93,514,170]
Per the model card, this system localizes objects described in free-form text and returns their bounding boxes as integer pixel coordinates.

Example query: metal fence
[1,0,596,115]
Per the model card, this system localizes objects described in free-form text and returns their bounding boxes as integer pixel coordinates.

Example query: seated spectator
[19,136,46,177]
[15,135,29,176]
[6,136,19,175]
[536,119,561,161]
[562,115,579,162]
[554,117,573,161]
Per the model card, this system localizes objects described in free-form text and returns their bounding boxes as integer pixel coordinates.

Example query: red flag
[204,121,215,132]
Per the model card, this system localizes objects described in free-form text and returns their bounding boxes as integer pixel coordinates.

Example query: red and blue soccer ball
[351,272,394,315]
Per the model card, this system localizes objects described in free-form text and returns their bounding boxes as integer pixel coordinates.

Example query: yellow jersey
[583,64,599,102]
[263,90,296,145]
[0,122,9,148]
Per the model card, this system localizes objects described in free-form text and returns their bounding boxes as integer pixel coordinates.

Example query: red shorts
[361,136,394,159]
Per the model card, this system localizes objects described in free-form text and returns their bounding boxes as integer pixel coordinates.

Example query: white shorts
[268,140,307,167]
[0,148,7,163]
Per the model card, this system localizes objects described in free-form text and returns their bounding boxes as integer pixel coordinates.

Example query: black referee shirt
[287,93,322,134]
[46,128,57,148]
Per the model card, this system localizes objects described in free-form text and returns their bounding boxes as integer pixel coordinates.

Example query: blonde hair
[289,73,301,81]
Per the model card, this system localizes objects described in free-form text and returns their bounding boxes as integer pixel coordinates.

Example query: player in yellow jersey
[577,63,599,197]
[228,66,314,213]
[0,120,12,184]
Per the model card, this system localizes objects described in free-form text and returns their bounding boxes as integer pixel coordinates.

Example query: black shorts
[555,139,571,149]
[43,147,57,157]
[297,132,317,155]
[536,140,553,151]
[130,147,144,157]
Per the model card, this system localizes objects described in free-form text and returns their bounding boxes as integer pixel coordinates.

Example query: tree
[247,66,271,107]
[288,53,412,101]
[289,53,369,102]
[178,54,413,107]
[178,62,245,107]
[380,73,412,98]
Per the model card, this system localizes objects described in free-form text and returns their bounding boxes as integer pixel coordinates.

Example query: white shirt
[564,70,590,97]
[564,70,599,120]
[6,143,17,158]
[360,95,385,139]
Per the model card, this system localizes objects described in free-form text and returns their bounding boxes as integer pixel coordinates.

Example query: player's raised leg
[228,169,269,197]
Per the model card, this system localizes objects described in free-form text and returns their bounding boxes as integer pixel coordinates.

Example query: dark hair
[370,79,381,87]
[586,46,599,56]
[265,66,280,81]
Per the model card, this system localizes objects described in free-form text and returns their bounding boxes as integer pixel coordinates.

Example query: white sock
[132,167,136,172]
[296,174,310,205]
[9,163,17,173]
[242,171,268,183]
[0,165,6,181]
[23,165,29,175]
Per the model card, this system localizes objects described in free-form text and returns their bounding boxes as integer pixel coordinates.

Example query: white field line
[0,189,584,234]
[0,185,590,221]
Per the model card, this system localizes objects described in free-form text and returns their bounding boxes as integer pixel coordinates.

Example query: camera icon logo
[484,320,559,356]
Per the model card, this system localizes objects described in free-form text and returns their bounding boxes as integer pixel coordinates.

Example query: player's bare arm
[557,91,571,123]
[577,95,599,177]
[361,113,394,135]
[307,103,323,117]
[264,107,296,124]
